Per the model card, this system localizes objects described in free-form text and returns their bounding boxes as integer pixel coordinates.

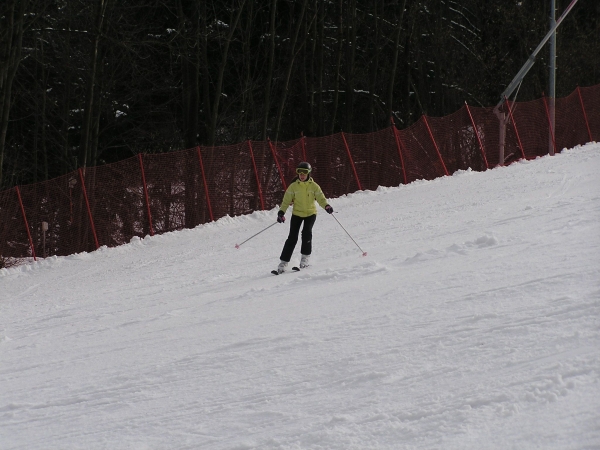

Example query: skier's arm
[279,185,295,213]
[315,186,329,210]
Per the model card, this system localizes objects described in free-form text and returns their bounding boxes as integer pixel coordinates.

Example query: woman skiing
[275,162,333,274]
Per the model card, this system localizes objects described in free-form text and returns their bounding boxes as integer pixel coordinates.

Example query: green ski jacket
[279,178,328,218]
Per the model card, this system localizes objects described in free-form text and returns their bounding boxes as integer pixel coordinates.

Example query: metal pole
[235,222,278,249]
[42,221,48,258]
[549,0,556,155]
[331,213,367,257]
[494,0,579,165]
[495,0,578,110]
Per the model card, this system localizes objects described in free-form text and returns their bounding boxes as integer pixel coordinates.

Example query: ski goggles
[296,168,311,175]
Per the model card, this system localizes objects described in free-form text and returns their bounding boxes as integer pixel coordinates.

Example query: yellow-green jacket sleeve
[313,181,329,209]
[279,184,295,213]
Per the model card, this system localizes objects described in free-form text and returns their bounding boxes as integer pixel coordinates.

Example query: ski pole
[235,222,278,249]
[331,214,367,257]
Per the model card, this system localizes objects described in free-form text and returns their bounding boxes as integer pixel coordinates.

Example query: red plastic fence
[1,84,598,260]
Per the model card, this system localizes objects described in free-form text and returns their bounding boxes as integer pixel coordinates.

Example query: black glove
[277,210,286,223]
[325,205,333,214]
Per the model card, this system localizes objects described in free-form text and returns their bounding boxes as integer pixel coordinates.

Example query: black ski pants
[280,214,317,262]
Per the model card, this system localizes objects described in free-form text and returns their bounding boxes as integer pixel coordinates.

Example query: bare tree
[344,0,357,132]
[385,0,407,124]
[208,0,247,145]
[272,0,309,143]
[176,0,201,150]
[0,0,28,187]
[261,0,277,141]
[78,0,111,169]
[329,0,344,136]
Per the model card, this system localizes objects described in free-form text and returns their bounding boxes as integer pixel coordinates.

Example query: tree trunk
[177,0,200,150]
[262,0,277,141]
[0,0,27,188]
[344,0,356,133]
[306,5,318,136]
[273,0,309,143]
[199,0,211,143]
[369,2,382,131]
[39,31,48,181]
[317,0,325,136]
[79,0,110,169]
[385,0,407,122]
[61,10,74,175]
[329,0,344,136]
[208,0,247,145]
[175,0,202,229]
[239,0,255,143]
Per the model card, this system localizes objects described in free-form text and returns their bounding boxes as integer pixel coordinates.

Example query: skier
[275,162,333,274]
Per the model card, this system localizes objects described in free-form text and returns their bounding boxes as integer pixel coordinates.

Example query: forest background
[1,0,599,191]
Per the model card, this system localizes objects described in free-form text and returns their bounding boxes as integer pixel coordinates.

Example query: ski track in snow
[1,144,599,449]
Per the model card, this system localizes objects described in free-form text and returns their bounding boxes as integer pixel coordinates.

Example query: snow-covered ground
[1,144,599,450]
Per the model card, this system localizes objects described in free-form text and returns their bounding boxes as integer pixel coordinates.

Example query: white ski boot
[277,260,288,274]
[300,254,310,269]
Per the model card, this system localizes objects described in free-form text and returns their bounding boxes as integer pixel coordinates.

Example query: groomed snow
[1,144,599,449]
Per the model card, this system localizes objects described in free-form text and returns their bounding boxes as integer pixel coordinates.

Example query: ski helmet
[297,162,312,172]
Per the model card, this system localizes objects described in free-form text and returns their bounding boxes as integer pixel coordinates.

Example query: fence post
[78,168,100,250]
[422,116,449,176]
[300,133,308,161]
[390,118,408,185]
[340,132,363,191]
[247,140,265,210]
[464,103,489,170]
[576,86,593,142]
[268,139,287,190]
[196,146,214,222]
[138,153,154,236]
[14,186,37,261]
[542,94,558,156]
[504,97,526,160]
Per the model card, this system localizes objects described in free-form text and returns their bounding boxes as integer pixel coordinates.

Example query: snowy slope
[1,144,599,450]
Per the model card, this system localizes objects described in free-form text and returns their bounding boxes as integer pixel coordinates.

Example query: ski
[271,266,304,275]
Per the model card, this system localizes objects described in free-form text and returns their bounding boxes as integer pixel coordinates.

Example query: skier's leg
[300,214,317,256]
[280,215,303,262]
